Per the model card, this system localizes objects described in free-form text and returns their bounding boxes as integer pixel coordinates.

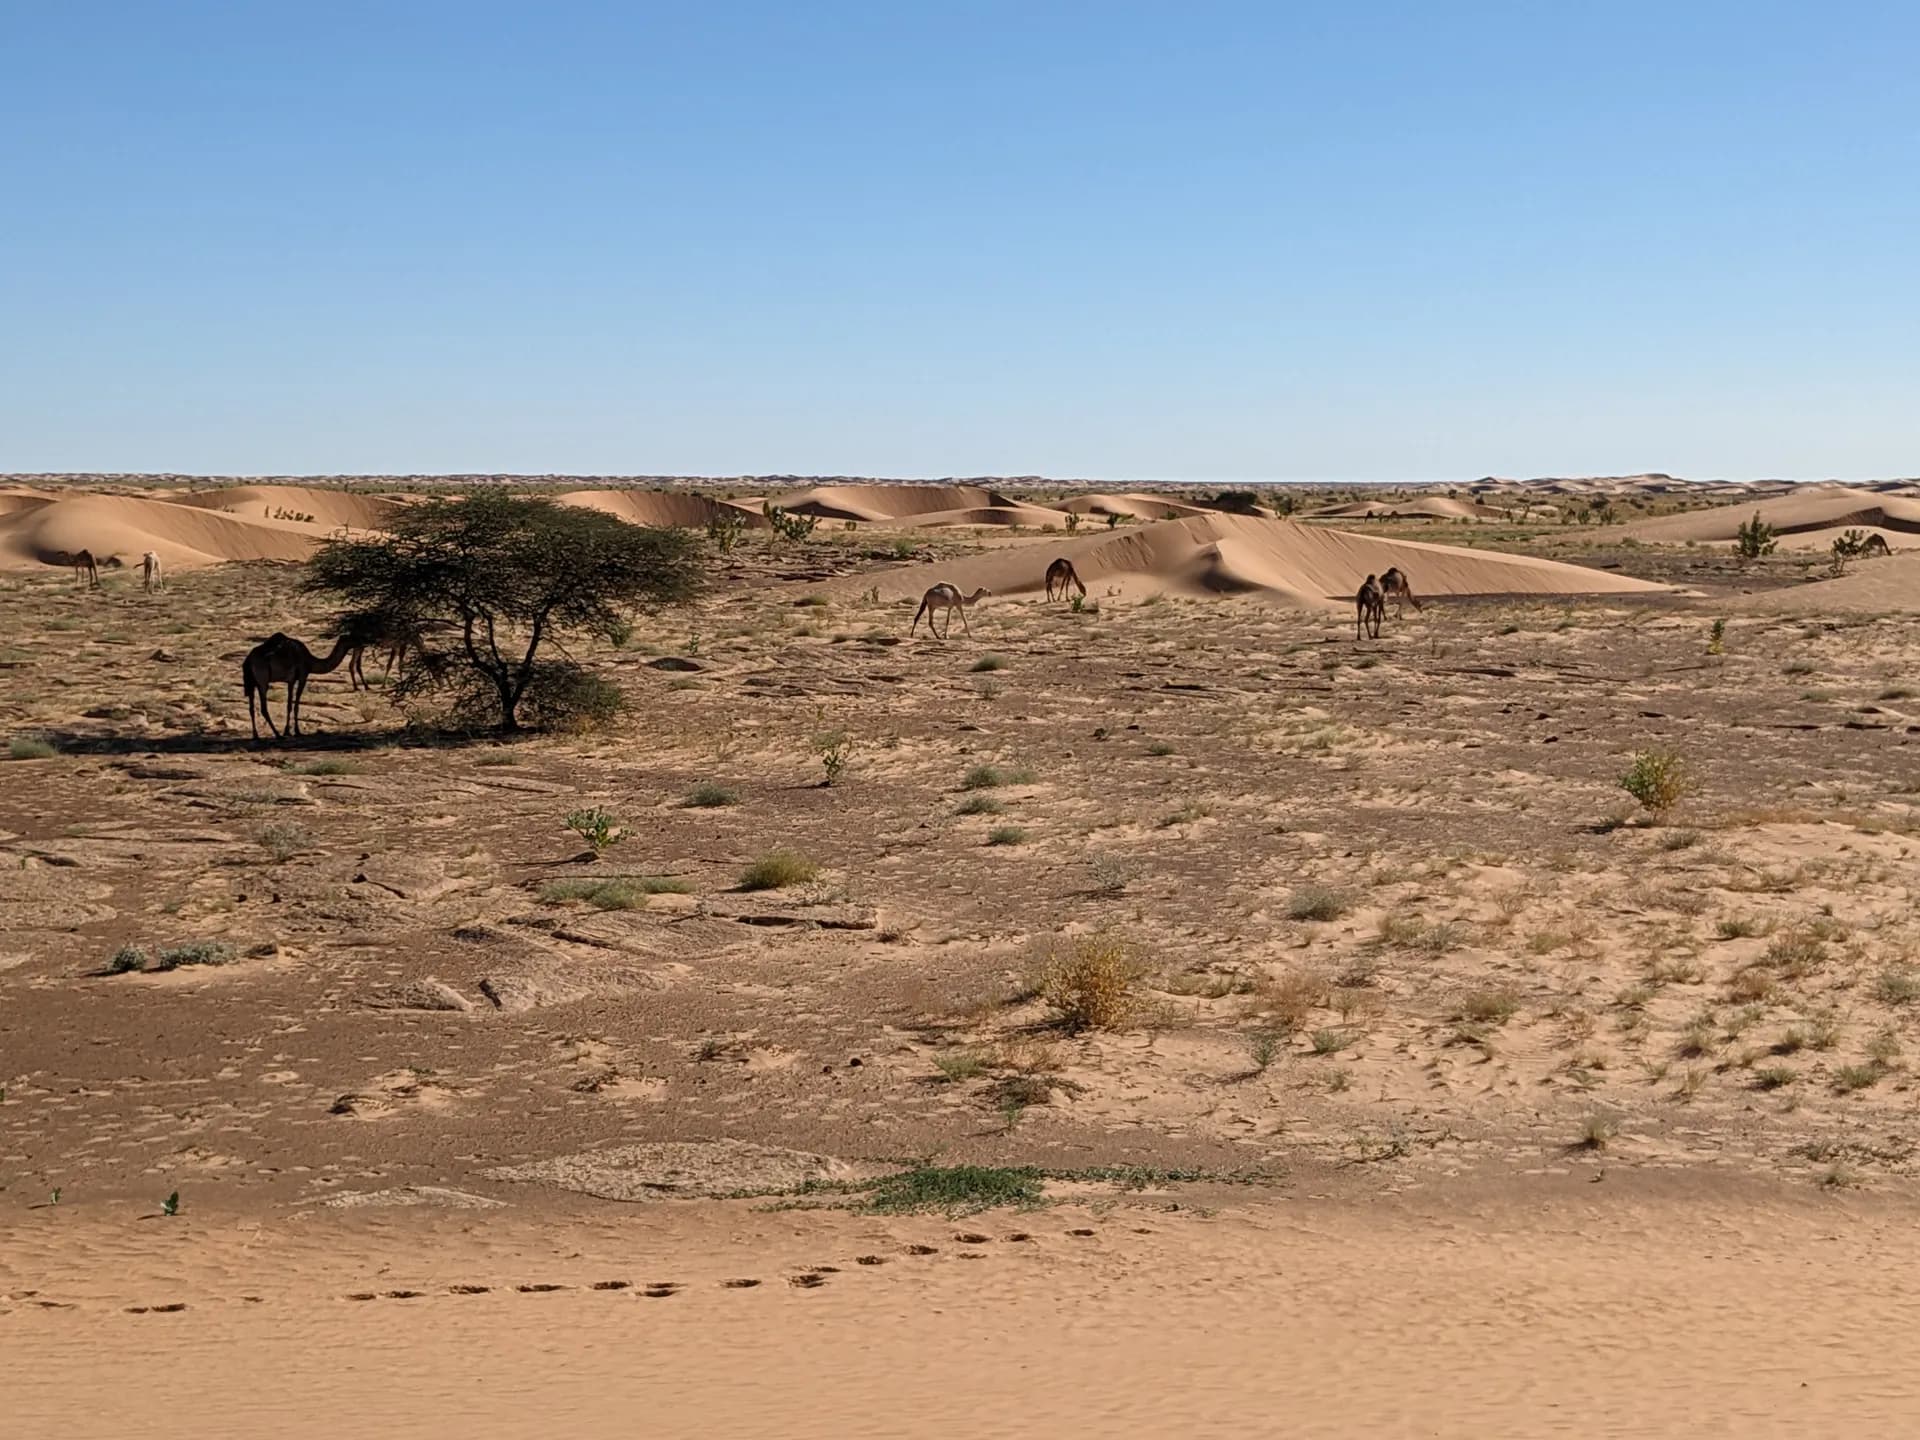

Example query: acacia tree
[307,492,703,731]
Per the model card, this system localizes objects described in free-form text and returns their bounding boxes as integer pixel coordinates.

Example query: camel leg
[910,601,927,637]
[958,605,973,638]
[284,680,298,739]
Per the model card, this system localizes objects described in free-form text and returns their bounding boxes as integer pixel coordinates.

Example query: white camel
[142,551,164,593]
[910,584,991,640]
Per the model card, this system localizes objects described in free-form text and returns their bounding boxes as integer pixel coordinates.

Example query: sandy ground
[12,1176,1920,1439]
[8,483,1920,1433]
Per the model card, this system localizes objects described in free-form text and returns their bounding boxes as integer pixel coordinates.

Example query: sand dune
[1625,486,1920,545]
[768,483,1054,525]
[553,489,767,530]
[841,512,1668,607]
[175,484,401,532]
[0,493,323,571]
[1308,496,1510,523]
[1058,493,1214,522]
[1731,550,1920,613]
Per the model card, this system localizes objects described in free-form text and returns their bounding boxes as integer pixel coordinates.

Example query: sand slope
[843,512,1669,607]
[553,489,768,529]
[1308,496,1510,523]
[1729,550,1920,613]
[175,484,400,532]
[768,483,1059,525]
[0,494,324,571]
[1625,486,1920,545]
[1058,493,1214,521]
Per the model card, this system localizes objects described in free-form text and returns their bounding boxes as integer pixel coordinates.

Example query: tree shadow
[33,725,522,759]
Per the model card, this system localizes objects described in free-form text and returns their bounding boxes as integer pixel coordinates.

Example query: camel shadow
[32,726,517,759]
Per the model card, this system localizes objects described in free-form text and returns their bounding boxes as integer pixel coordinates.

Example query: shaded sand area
[11,1177,1920,1439]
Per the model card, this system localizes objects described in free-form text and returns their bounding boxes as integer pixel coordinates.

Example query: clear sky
[3,1,1915,481]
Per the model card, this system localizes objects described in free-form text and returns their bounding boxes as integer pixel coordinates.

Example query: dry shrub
[1253,966,1329,1033]
[1036,934,1144,1033]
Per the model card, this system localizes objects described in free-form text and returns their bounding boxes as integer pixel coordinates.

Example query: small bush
[1086,853,1131,895]
[1875,967,1920,1005]
[1715,914,1766,940]
[1620,750,1690,813]
[1834,1063,1881,1093]
[565,807,624,858]
[153,941,237,971]
[932,1051,989,1083]
[811,729,854,786]
[684,781,739,808]
[541,876,690,910]
[1246,1029,1286,1072]
[1309,1028,1353,1056]
[1763,928,1825,977]
[739,849,818,891]
[1575,1113,1617,1150]
[8,735,55,760]
[107,945,148,975]
[1753,1065,1798,1090]
[961,763,1034,790]
[1286,885,1350,923]
[955,793,1002,816]
[970,655,1008,673]
[297,759,359,776]
[1660,829,1702,852]
[1257,968,1327,1032]
[1734,511,1777,559]
[1456,988,1518,1024]
[257,821,311,864]
[1037,934,1143,1033]
[986,825,1028,847]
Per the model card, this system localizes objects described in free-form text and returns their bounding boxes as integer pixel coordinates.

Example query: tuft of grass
[1619,749,1690,814]
[1246,1029,1286,1072]
[1309,1028,1354,1056]
[931,1051,989,1084]
[1875,967,1920,1005]
[1377,914,1464,954]
[738,849,819,891]
[955,793,1003,816]
[153,941,237,971]
[8,734,56,760]
[986,825,1029,847]
[861,1164,1044,1216]
[1715,914,1766,940]
[1036,934,1144,1033]
[961,763,1035,790]
[1833,1063,1882,1093]
[1286,885,1351,923]
[1659,829,1702,852]
[256,821,311,865]
[684,781,739,808]
[1753,1065,1798,1090]
[107,945,148,975]
[1763,928,1825,977]
[1456,988,1519,1025]
[1574,1114,1617,1150]
[1145,740,1176,757]
[541,875,691,910]
[969,655,1008,673]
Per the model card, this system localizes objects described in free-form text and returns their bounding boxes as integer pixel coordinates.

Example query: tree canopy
[307,491,704,731]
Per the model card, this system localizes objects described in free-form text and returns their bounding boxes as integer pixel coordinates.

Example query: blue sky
[2,2,1915,481]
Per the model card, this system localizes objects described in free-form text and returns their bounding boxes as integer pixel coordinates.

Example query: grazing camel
[142,551,163,593]
[1378,565,1421,619]
[1355,574,1385,641]
[341,611,421,691]
[910,584,991,640]
[1863,533,1893,557]
[243,632,356,740]
[1044,557,1086,602]
[50,549,98,588]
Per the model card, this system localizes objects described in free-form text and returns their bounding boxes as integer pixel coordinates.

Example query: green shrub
[565,807,624,858]
[970,655,1008,673]
[257,821,311,864]
[153,941,237,971]
[107,946,148,975]
[986,825,1028,847]
[1620,750,1690,813]
[1286,885,1350,922]
[1037,934,1143,1032]
[1734,512,1778,559]
[8,735,55,760]
[955,793,1002,816]
[739,849,818,891]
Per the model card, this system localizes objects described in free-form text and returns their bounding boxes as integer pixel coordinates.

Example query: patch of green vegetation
[739,849,818,890]
[860,1165,1045,1215]
[7,734,56,760]
[296,759,360,776]
[153,941,237,971]
[107,945,149,975]
[986,825,1029,847]
[684,781,740,808]
[955,793,1003,816]
[961,763,1035,790]
[970,654,1008,673]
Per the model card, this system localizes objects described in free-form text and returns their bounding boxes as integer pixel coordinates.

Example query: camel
[50,549,98,588]
[243,631,355,740]
[1863,534,1893,557]
[911,584,991,640]
[1044,557,1086,602]
[142,551,163,593]
[1378,565,1421,619]
[1355,574,1384,641]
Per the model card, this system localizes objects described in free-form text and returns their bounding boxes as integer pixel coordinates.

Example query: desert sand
[8,476,1920,1435]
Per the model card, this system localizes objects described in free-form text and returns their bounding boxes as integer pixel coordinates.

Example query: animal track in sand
[515,1283,566,1293]
[643,1283,681,1298]
[788,1272,828,1288]
[590,1280,630,1291]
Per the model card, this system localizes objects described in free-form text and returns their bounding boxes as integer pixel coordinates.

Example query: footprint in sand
[722,1278,761,1289]
[591,1280,630,1291]
[346,1293,378,1302]
[953,1232,991,1244]
[516,1283,566,1293]
[384,1290,423,1300]
[1005,1233,1033,1243]
[1067,1228,1096,1237]
[904,1244,938,1256]
[449,1284,490,1295]
[788,1273,828,1288]
[643,1283,680,1298]
[855,1255,887,1266]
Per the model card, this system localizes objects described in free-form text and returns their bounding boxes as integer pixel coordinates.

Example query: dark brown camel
[50,549,99,588]
[1044,557,1087,602]
[243,632,355,740]
[1355,575,1384,641]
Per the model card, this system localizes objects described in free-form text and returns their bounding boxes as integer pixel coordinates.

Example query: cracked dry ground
[5,557,1920,1220]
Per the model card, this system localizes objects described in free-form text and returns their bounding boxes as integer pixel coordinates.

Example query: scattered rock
[646,656,704,672]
